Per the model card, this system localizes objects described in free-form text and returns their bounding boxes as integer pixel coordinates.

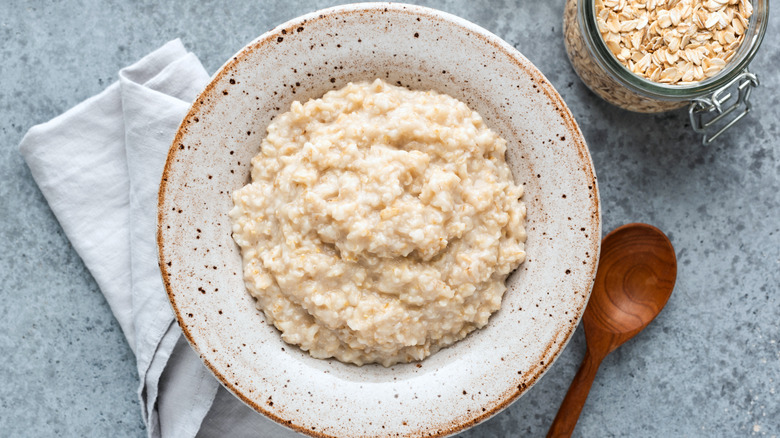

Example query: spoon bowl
[585,223,677,346]
[548,223,677,437]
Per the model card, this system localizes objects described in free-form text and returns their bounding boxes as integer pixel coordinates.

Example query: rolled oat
[596,0,753,85]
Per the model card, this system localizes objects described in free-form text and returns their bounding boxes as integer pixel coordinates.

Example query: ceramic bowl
[158,3,600,437]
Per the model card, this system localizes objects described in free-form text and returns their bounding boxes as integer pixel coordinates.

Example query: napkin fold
[19,39,300,438]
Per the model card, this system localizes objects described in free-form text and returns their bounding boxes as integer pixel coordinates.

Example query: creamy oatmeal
[229,79,526,366]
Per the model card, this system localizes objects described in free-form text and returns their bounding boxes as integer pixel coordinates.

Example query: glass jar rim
[578,0,769,101]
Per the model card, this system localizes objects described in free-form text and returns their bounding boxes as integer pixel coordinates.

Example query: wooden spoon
[547,223,677,438]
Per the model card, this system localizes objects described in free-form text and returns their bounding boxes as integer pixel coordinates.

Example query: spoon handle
[546,347,604,438]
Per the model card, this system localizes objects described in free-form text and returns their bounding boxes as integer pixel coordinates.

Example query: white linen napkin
[19,39,301,438]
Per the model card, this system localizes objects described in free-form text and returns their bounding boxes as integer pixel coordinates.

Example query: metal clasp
[688,69,759,145]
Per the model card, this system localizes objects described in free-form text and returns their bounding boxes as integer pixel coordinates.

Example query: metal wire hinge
[689,69,759,145]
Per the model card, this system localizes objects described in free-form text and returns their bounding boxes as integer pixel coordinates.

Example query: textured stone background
[1,0,777,436]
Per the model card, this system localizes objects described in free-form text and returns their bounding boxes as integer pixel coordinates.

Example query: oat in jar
[562,0,768,141]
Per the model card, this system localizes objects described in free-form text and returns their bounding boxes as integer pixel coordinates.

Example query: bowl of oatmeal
[158,3,600,437]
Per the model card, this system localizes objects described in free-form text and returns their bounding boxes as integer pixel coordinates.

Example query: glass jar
[563,0,769,143]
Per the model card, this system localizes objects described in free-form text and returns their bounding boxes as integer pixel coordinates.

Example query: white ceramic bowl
[158,3,600,437]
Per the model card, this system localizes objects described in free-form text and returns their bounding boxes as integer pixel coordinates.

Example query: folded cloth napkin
[19,39,301,438]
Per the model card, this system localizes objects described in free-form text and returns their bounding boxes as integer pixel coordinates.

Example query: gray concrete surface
[1,0,778,436]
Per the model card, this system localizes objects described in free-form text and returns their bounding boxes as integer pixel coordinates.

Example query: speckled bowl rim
[158,3,600,437]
